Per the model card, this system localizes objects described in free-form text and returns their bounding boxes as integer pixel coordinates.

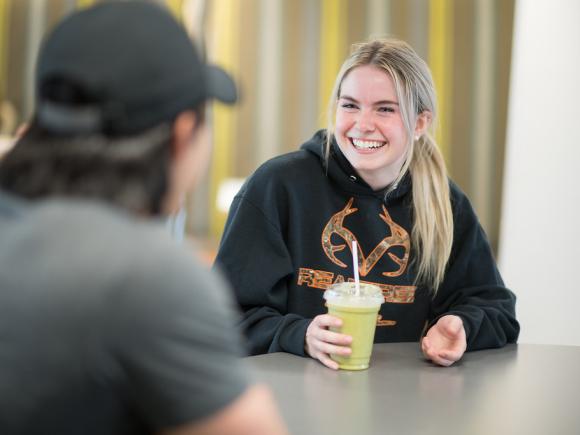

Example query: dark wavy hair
[0,120,178,214]
[0,75,206,215]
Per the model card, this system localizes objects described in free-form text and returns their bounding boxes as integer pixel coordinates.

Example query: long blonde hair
[325,39,453,292]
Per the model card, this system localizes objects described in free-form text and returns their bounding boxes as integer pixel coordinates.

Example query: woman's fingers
[306,315,352,369]
[421,337,459,367]
[422,339,438,361]
[311,314,352,345]
[432,355,454,367]
[424,346,454,366]
[308,338,347,369]
[421,317,466,367]
[313,328,352,346]
[313,314,343,328]
[317,352,340,370]
[315,339,352,356]
[439,348,464,362]
[421,336,430,352]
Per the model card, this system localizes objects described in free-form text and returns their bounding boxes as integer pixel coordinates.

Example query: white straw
[352,240,360,296]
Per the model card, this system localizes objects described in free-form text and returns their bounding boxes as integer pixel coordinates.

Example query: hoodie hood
[300,129,411,202]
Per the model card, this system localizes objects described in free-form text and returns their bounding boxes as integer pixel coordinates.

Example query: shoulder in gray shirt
[0,193,249,435]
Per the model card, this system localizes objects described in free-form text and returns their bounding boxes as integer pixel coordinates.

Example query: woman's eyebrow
[339,95,399,105]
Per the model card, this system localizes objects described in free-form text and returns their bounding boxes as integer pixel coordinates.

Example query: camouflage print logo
[321,198,410,277]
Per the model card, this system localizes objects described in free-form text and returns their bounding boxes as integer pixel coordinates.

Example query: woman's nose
[357,110,375,132]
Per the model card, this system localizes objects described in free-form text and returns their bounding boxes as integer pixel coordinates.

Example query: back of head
[0,1,237,214]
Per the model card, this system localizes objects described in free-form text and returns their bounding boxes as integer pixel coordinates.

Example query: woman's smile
[349,137,388,151]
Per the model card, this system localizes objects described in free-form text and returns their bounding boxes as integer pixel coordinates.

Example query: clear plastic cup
[323,282,384,370]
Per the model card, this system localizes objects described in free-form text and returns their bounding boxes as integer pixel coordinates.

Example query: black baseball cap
[35,1,237,136]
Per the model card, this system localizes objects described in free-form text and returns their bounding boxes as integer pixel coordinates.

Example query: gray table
[247,343,580,435]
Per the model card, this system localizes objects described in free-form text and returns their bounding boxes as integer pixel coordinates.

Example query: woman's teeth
[351,138,386,149]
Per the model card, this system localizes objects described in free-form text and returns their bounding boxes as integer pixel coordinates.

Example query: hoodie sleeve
[429,189,520,351]
[215,190,311,357]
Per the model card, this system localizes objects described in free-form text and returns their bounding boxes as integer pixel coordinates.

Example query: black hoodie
[216,130,519,356]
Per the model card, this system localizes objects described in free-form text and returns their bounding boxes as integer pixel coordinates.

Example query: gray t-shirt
[0,193,249,435]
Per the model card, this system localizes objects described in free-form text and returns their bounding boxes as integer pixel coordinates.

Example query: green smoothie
[324,283,384,370]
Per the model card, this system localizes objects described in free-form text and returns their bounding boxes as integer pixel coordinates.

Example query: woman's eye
[378,106,395,113]
[341,103,357,110]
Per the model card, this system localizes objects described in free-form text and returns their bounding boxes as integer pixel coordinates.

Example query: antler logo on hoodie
[321,198,410,277]
[297,197,416,317]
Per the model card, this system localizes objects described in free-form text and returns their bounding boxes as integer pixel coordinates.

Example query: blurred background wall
[203,0,515,253]
[499,0,580,346]
[0,0,515,250]
[2,1,577,345]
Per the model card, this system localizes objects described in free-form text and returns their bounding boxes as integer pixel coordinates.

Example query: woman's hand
[421,315,467,367]
[305,314,352,370]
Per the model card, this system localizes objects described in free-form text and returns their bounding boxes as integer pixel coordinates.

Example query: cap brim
[206,65,237,104]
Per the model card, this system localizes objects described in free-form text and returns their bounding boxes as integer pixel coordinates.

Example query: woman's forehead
[340,65,397,101]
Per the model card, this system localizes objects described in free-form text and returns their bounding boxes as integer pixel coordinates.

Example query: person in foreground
[215,38,520,369]
[0,2,287,435]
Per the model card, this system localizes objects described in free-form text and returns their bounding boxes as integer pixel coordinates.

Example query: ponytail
[410,134,453,291]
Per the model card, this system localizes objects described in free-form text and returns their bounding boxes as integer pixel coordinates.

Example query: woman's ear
[414,111,432,139]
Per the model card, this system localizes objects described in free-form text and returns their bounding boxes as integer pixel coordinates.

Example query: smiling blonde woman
[216,38,520,369]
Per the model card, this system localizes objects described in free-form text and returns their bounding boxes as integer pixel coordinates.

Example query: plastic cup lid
[323,282,384,306]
